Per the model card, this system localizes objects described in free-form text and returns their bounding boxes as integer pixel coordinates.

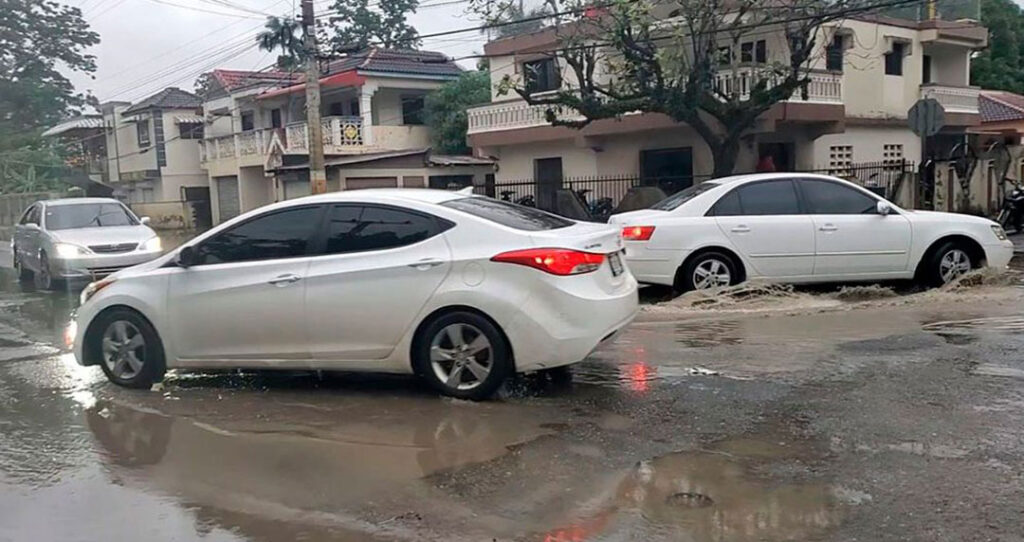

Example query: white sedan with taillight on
[610,173,1015,293]
[72,189,638,400]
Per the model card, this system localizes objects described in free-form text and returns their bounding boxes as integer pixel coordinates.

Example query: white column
[359,83,377,146]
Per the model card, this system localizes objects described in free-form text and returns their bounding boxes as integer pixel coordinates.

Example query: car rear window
[441,197,574,231]
[650,182,720,211]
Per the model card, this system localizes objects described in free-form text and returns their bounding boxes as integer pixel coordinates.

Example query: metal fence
[477,161,917,220]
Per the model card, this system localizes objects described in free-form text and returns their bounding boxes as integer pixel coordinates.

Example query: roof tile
[123,87,202,115]
[980,91,1024,123]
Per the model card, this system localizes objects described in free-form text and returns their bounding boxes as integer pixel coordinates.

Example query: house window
[829,145,854,176]
[401,95,425,125]
[270,108,282,128]
[826,35,844,72]
[137,120,150,147]
[922,54,932,84]
[178,123,204,139]
[240,111,255,131]
[349,99,360,117]
[523,58,561,94]
[328,102,345,116]
[741,40,767,63]
[717,46,733,66]
[885,42,906,76]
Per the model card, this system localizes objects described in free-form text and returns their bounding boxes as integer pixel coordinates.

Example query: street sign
[908,98,946,137]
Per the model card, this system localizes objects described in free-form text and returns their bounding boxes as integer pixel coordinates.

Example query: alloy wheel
[939,249,971,284]
[430,323,493,391]
[102,320,146,380]
[693,258,732,290]
[36,257,51,289]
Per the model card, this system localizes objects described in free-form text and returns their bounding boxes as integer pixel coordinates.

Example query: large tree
[970,0,1024,94]
[256,16,306,71]
[471,0,908,177]
[425,70,492,154]
[326,0,420,51]
[0,0,99,152]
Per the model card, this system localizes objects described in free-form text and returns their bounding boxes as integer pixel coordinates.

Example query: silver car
[12,198,163,289]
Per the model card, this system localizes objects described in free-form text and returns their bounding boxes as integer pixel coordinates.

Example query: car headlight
[141,236,162,252]
[80,278,115,306]
[992,225,1008,241]
[54,242,91,259]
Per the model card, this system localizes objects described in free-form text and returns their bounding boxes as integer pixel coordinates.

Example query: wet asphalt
[1,245,1024,542]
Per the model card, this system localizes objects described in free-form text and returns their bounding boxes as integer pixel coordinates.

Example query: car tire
[90,308,166,389]
[12,247,32,282]
[923,241,974,287]
[678,251,739,293]
[413,311,512,401]
[34,252,56,290]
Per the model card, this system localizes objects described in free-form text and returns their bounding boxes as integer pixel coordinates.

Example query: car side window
[19,205,37,226]
[799,179,879,214]
[197,206,322,265]
[708,190,742,216]
[323,204,443,255]
[734,180,801,215]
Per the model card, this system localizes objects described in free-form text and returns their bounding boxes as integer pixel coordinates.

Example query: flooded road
[1,249,1023,541]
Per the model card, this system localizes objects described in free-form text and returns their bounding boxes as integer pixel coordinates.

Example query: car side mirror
[177,245,199,268]
[140,216,151,225]
[24,223,39,230]
[876,201,893,216]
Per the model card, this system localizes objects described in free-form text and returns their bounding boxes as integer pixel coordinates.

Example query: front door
[534,157,563,212]
[167,205,324,361]
[713,179,815,278]
[303,204,452,360]
[641,147,693,195]
[796,178,913,276]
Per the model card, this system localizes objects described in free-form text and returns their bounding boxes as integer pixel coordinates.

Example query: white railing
[920,84,980,114]
[467,69,843,134]
[202,128,277,163]
[285,116,365,153]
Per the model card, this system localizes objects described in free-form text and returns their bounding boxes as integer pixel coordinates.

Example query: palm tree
[256,16,305,71]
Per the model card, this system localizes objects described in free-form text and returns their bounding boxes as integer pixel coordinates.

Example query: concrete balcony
[283,116,431,155]
[467,69,843,135]
[920,84,980,115]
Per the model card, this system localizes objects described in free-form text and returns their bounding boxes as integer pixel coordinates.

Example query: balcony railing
[201,129,276,162]
[467,69,842,134]
[285,116,364,153]
[920,84,980,114]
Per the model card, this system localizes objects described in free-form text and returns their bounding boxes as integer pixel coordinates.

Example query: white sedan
[72,189,638,400]
[610,173,1015,292]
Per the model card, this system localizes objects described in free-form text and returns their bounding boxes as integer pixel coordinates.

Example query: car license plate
[609,251,624,277]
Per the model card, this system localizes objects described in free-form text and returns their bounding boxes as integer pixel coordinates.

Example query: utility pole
[927,0,937,20]
[301,0,327,194]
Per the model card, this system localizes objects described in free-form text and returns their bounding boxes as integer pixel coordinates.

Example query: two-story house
[200,48,496,224]
[100,87,209,204]
[467,11,987,195]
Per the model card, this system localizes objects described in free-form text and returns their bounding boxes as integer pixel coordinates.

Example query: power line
[140,0,266,19]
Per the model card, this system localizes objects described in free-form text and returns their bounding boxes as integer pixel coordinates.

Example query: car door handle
[730,225,751,234]
[819,224,838,232]
[407,259,445,270]
[268,274,302,286]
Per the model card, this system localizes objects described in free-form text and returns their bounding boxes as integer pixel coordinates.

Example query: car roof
[42,197,123,206]
[292,188,467,206]
[710,172,849,185]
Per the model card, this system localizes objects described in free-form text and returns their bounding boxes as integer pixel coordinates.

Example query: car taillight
[492,248,605,276]
[622,226,656,241]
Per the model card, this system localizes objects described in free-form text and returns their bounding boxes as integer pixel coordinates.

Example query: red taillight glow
[622,225,656,241]
[492,248,605,276]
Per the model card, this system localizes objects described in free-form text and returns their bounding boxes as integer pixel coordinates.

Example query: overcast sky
[68,0,1024,106]
[68,0,490,105]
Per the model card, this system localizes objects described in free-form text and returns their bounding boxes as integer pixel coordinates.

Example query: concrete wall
[239,166,273,213]
[813,125,921,167]
[131,201,192,231]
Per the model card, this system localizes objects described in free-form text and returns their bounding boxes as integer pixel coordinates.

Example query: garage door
[215,176,240,222]
[283,180,312,200]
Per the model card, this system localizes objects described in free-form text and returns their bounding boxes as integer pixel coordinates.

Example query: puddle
[922,316,1024,334]
[537,436,840,541]
[972,364,1024,380]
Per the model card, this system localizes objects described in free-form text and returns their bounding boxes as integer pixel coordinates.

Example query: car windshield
[650,182,721,211]
[441,197,574,231]
[45,203,138,230]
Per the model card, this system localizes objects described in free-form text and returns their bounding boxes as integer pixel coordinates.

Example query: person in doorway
[756,154,777,173]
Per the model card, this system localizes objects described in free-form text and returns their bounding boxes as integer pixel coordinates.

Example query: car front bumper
[984,240,1015,270]
[52,251,162,281]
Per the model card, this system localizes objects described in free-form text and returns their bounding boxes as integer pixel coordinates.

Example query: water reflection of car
[11,198,163,290]
[73,190,638,399]
[612,173,1015,293]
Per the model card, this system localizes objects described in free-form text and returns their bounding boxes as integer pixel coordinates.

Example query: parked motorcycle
[574,189,615,222]
[996,178,1024,234]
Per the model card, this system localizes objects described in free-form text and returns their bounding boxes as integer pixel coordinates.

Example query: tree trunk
[710,136,741,179]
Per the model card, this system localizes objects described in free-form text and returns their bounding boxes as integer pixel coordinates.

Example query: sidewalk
[1013,233,1024,254]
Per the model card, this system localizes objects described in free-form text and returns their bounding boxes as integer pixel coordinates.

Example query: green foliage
[0,0,99,152]
[327,0,420,51]
[970,0,1024,94]
[487,2,553,38]
[257,16,306,71]
[425,71,492,155]
[0,146,68,193]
